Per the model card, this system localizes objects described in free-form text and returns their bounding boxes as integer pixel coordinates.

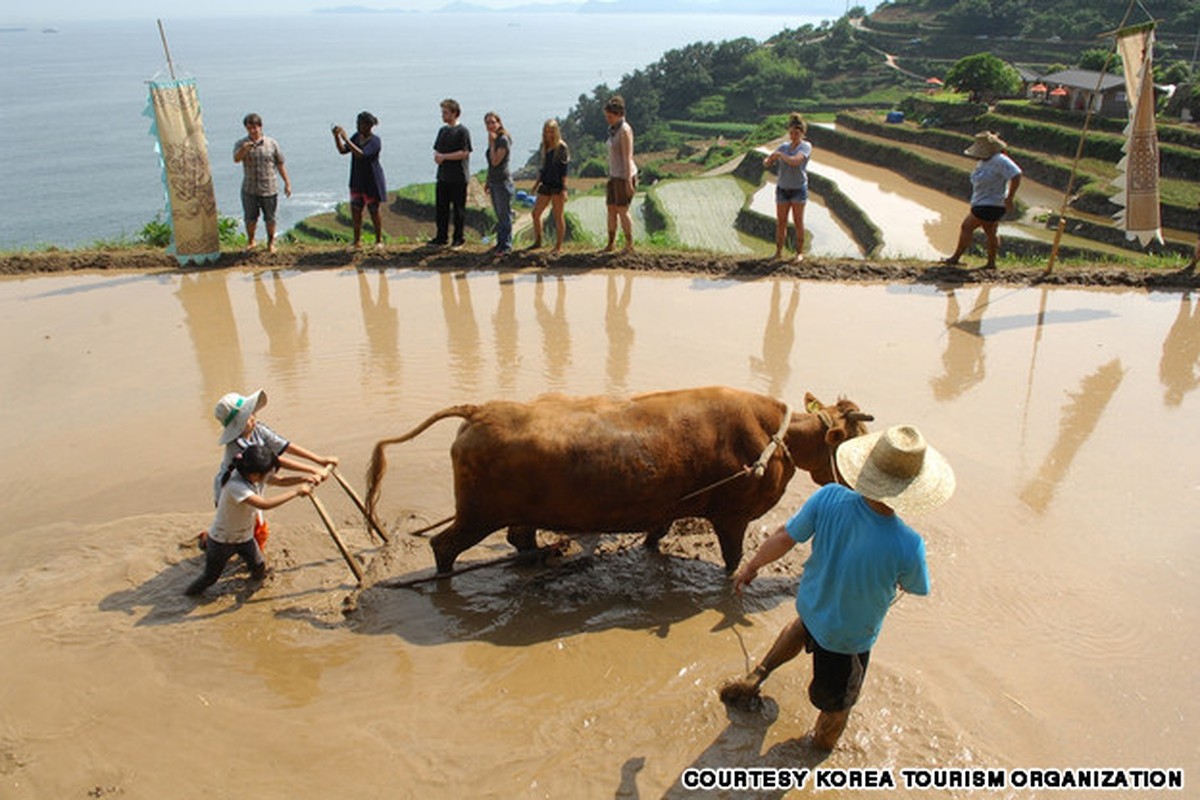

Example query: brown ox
[365,386,872,575]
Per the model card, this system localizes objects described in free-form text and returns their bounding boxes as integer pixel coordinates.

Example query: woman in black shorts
[944,131,1022,269]
[529,120,570,255]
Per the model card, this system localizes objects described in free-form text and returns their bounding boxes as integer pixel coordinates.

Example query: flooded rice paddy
[0,266,1197,798]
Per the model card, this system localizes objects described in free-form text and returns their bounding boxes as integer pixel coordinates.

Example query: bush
[139,212,172,247]
[578,157,607,179]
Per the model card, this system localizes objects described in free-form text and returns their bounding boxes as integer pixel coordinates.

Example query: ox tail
[364,404,479,521]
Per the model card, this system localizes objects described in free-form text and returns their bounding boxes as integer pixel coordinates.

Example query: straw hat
[963,131,1007,159]
[214,389,268,445]
[835,425,955,515]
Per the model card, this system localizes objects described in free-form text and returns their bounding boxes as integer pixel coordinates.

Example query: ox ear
[825,426,849,446]
[804,391,823,414]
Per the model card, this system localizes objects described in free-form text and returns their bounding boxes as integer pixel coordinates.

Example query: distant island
[315,1,858,15]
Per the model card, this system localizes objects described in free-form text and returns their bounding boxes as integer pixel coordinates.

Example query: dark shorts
[971,205,1006,223]
[241,192,278,224]
[776,185,808,205]
[808,635,871,712]
[606,176,637,207]
[350,190,380,208]
[537,183,565,197]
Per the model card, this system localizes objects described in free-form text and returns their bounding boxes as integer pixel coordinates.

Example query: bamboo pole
[156,19,176,80]
[330,467,390,544]
[1046,1,1140,273]
[309,494,365,585]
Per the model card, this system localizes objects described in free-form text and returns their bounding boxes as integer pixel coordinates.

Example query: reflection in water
[606,274,635,394]
[493,274,519,393]
[254,271,310,390]
[440,272,483,395]
[931,287,990,401]
[749,280,799,398]
[176,271,245,415]
[535,274,572,390]
[1020,359,1125,513]
[1159,293,1200,406]
[358,270,400,390]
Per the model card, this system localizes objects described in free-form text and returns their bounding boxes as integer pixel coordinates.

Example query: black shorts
[808,636,871,712]
[971,205,1006,223]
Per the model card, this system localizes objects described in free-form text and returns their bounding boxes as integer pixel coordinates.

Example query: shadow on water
[658,702,831,800]
[97,546,352,627]
[346,543,797,648]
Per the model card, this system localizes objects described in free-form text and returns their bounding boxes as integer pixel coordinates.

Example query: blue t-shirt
[969,153,1021,207]
[785,483,929,654]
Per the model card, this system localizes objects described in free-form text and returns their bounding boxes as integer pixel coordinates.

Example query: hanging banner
[145,78,220,265]
[1109,23,1162,247]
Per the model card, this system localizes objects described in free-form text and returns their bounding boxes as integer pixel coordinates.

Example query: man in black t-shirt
[431,98,472,247]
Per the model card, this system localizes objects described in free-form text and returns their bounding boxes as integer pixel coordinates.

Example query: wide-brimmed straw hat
[836,425,955,515]
[214,389,268,445]
[963,131,1007,159]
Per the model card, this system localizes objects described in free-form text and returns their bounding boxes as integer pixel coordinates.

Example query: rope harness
[676,402,794,504]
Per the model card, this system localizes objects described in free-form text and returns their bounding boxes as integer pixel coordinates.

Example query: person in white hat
[719,424,955,751]
[943,130,1022,269]
[186,445,314,597]
[206,389,337,550]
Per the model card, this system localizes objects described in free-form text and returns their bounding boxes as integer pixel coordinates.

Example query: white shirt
[969,153,1021,207]
[208,473,262,544]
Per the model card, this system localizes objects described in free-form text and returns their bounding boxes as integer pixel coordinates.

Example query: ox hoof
[718,677,764,712]
[515,544,563,567]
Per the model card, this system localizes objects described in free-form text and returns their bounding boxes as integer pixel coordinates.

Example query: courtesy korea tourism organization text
[680,766,1185,793]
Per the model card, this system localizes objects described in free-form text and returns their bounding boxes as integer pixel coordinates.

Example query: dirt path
[2,244,1198,290]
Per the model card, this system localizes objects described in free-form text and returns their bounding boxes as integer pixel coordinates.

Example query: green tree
[1078,47,1122,73]
[945,52,1022,102]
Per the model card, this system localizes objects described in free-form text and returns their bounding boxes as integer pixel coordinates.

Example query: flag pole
[157,19,177,81]
[1045,1,1138,274]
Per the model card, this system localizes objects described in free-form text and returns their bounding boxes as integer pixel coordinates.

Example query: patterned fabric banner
[1109,24,1162,247]
[145,78,220,265]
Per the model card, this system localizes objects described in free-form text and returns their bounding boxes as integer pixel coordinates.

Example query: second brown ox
[365,386,872,575]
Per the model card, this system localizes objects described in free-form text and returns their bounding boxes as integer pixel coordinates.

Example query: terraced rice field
[653,175,755,254]
[565,194,649,243]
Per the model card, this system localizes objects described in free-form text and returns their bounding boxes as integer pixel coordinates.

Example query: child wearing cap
[186,445,313,596]
[207,389,336,549]
[718,424,955,751]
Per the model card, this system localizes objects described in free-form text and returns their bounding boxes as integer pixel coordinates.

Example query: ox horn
[846,411,875,422]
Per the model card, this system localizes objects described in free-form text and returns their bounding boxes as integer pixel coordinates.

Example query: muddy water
[2,267,1198,798]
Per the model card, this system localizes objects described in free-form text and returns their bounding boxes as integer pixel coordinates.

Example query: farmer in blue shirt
[720,424,955,751]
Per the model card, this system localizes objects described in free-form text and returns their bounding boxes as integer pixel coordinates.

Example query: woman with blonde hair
[529,119,570,255]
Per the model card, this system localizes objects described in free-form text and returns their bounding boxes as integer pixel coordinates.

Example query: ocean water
[0,13,821,249]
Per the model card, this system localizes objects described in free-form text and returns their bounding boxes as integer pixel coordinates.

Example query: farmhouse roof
[1041,69,1125,92]
[1012,65,1042,82]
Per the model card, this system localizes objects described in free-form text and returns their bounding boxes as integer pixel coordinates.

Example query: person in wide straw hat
[718,424,954,751]
[943,130,1022,270]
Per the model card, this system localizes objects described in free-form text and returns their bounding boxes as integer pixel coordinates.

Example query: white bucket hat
[835,424,955,515]
[214,389,268,445]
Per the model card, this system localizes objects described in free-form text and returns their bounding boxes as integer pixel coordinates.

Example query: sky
[5,0,878,23]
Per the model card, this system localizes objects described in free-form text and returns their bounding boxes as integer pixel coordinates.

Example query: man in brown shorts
[602,95,637,254]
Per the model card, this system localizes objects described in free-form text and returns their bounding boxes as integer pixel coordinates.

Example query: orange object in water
[254,516,270,550]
